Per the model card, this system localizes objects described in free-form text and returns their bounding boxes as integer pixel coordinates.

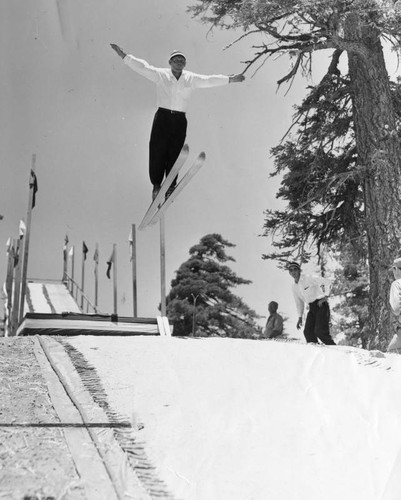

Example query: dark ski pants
[149,107,187,187]
[303,300,336,345]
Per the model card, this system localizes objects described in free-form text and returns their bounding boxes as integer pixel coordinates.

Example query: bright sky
[2,1,399,333]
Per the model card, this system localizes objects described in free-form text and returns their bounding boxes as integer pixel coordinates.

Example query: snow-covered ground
[67,336,401,500]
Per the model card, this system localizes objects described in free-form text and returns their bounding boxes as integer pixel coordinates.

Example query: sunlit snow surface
[67,336,401,500]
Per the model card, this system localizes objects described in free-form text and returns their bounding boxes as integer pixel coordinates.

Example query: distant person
[388,257,401,353]
[288,262,336,345]
[264,301,284,339]
[110,44,245,200]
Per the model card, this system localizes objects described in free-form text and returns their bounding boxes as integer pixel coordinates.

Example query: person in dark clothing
[264,301,284,339]
[288,262,336,345]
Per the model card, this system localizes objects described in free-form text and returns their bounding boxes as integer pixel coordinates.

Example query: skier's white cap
[169,50,186,61]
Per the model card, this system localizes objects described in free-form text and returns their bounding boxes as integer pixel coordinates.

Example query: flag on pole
[13,240,20,268]
[128,227,134,262]
[93,244,99,277]
[106,247,115,279]
[93,245,99,264]
[82,241,88,261]
[63,234,69,257]
[19,220,26,239]
[93,243,99,309]
[30,170,38,209]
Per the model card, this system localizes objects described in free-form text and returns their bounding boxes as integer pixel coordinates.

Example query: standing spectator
[264,301,284,339]
[288,262,336,345]
[388,257,401,353]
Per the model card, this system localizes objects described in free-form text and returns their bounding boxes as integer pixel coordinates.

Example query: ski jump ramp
[16,279,166,337]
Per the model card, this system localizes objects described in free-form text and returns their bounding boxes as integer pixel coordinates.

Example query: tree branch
[277,51,304,87]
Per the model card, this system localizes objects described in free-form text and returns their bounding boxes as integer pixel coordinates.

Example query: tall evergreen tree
[190,1,401,348]
[166,234,261,337]
[263,64,362,263]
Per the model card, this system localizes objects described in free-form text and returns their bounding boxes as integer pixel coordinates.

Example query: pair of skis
[139,145,206,230]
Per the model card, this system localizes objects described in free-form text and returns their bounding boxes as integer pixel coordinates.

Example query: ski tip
[199,152,206,160]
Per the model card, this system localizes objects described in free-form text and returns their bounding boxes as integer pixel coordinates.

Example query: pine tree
[166,234,261,337]
[190,1,401,348]
[263,63,362,263]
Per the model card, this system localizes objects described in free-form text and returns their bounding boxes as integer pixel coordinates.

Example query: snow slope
[67,336,401,500]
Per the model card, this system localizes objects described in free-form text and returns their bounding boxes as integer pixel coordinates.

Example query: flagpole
[63,235,68,281]
[81,242,87,309]
[81,251,85,309]
[94,243,99,311]
[130,224,138,317]
[19,154,36,325]
[5,239,14,336]
[11,239,23,336]
[113,244,117,315]
[70,245,75,298]
[160,215,166,316]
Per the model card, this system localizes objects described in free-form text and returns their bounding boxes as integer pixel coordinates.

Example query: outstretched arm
[112,46,160,83]
[192,71,245,89]
[229,73,245,83]
[110,44,127,59]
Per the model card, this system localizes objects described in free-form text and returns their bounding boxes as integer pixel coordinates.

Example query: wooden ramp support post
[160,215,166,317]
[157,316,171,336]
[129,224,138,317]
[139,149,206,338]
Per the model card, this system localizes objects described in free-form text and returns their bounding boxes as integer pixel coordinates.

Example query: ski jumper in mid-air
[110,44,245,200]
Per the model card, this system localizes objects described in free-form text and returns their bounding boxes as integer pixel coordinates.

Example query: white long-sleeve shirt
[390,279,401,316]
[292,273,332,317]
[124,55,229,112]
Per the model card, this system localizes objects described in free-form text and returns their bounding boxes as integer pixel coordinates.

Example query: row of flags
[64,238,112,277]
[5,160,137,329]
[63,230,136,315]
[63,236,97,263]
[63,228,136,279]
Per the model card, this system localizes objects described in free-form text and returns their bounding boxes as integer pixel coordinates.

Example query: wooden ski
[139,144,189,230]
[148,152,206,226]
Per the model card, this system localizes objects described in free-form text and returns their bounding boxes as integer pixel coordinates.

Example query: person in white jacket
[288,262,336,345]
[110,44,245,200]
[387,257,401,353]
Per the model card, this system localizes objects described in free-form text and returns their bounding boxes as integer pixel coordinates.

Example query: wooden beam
[130,224,138,317]
[160,216,166,316]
